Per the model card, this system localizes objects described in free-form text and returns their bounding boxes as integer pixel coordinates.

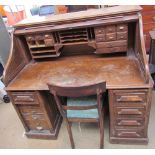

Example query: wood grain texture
[6,55,148,91]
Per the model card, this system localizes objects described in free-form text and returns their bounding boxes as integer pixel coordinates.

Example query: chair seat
[67,96,99,118]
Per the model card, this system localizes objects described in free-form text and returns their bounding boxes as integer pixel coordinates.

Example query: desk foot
[25,115,62,140]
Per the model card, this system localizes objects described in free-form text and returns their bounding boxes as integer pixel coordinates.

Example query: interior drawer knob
[45,34,50,38]
[119,26,124,30]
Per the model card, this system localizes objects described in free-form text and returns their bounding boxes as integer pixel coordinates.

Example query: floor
[0,92,154,149]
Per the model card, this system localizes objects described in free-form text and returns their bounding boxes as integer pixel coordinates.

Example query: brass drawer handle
[153,6,155,9]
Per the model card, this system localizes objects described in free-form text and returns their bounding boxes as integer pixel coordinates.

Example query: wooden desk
[3,6,153,144]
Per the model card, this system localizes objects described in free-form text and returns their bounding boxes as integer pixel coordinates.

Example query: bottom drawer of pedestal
[114,129,145,138]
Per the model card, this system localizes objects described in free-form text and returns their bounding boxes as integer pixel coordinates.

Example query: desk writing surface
[7,55,146,91]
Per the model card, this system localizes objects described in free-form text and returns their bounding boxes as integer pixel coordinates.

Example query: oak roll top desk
[3,6,153,144]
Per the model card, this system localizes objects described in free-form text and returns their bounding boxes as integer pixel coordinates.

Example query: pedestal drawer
[116,107,145,118]
[115,118,144,128]
[11,92,38,105]
[114,129,145,138]
[113,89,148,107]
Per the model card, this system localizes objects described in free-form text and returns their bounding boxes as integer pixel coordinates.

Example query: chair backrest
[48,81,106,97]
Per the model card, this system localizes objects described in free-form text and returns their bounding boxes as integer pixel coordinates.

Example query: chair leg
[65,121,75,149]
[99,111,104,149]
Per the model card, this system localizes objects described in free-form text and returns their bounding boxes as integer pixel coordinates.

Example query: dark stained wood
[6,55,148,91]
[48,81,106,149]
[8,91,62,139]
[3,6,153,144]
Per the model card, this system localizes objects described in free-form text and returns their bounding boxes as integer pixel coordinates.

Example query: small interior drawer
[117,24,128,32]
[94,27,105,35]
[117,32,128,40]
[106,33,116,41]
[11,92,38,105]
[114,129,145,138]
[96,34,106,42]
[106,25,116,33]
[95,46,127,54]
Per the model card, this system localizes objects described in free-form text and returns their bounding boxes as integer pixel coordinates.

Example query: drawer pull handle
[153,6,155,9]
[15,96,34,102]
[109,36,114,39]
[117,96,143,102]
[118,109,142,115]
[36,126,43,131]
[118,120,141,126]
[119,26,124,30]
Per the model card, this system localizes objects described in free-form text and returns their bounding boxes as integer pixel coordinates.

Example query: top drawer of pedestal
[112,89,148,107]
[10,92,39,105]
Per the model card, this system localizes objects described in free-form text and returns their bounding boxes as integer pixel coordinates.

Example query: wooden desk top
[6,55,149,91]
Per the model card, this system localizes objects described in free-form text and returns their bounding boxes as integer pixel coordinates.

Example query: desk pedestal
[8,91,62,139]
[109,88,152,144]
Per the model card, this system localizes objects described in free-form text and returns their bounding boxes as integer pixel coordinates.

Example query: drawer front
[116,107,145,118]
[117,24,128,32]
[19,105,50,130]
[106,25,116,33]
[117,32,128,40]
[113,89,148,107]
[96,34,106,42]
[96,46,127,54]
[11,92,38,105]
[114,129,145,138]
[44,38,54,46]
[115,118,144,127]
[25,119,49,130]
[96,40,127,48]
[94,27,105,35]
[106,33,116,41]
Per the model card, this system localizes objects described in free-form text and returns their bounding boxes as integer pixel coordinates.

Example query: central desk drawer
[11,92,38,105]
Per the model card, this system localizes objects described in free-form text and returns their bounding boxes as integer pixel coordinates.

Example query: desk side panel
[3,34,30,86]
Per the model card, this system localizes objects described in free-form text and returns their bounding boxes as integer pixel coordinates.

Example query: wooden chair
[48,81,106,149]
